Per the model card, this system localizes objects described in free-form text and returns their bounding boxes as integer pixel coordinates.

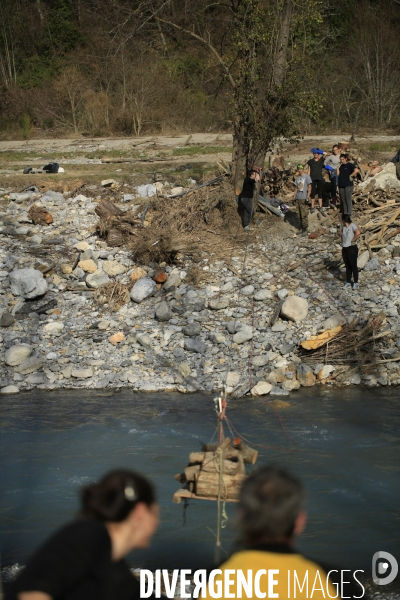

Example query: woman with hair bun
[7,470,159,600]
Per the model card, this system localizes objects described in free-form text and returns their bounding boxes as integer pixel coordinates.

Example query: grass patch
[368,142,397,153]
[173,145,232,156]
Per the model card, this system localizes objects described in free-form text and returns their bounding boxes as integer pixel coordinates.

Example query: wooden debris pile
[173,437,258,504]
[353,189,400,249]
[95,199,142,247]
[299,311,388,366]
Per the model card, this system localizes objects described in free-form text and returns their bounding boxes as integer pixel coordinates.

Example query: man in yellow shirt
[204,466,361,599]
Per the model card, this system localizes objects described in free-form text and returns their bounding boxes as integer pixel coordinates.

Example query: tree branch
[155,16,236,89]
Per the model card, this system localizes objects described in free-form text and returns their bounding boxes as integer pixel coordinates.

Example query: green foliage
[45,0,85,53]
[368,142,397,152]
[18,55,56,88]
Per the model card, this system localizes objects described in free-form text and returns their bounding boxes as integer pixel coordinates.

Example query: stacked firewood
[352,189,400,249]
[173,437,258,503]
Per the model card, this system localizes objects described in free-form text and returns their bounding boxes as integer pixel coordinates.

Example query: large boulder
[15,356,44,375]
[280,296,308,322]
[0,385,20,394]
[5,344,33,366]
[9,268,48,299]
[357,250,370,270]
[0,312,15,327]
[365,257,380,272]
[296,364,316,387]
[130,277,156,303]
[163,271,181,292]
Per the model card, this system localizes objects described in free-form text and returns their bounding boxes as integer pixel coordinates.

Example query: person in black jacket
[7,470,160,600]
[238,169,260,231]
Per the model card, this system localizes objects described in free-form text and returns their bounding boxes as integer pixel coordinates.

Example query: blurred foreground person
[206,465,359,599]
[8,470,159,600]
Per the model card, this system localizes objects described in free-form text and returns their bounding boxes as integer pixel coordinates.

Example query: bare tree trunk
[273,0,293,88]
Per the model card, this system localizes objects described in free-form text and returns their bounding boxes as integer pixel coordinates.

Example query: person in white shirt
[341,214,360,290]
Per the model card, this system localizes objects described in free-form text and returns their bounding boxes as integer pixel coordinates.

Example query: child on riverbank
[293,164,312,234]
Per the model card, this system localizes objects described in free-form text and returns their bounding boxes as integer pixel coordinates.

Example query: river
[0,388,399,574]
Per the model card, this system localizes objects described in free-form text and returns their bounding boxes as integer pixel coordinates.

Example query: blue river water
[0,387,399,573]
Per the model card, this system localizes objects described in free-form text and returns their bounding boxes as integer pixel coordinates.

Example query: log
[184,465,201,482]
[107,228,124,247]
[101,157,135,163]
[202,458,239,476]
[189,452,205,464]
[195,472,246,500]
[234,440,258,465]
[95,199,123,219]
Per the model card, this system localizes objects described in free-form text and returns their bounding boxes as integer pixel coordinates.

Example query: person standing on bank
[337,154,359,215]
[7,470,160,600]
[306,149,326,215]
[342,214,360,290]
[238,169,260,231]
[293,164,312,235]
[324,144,341,207]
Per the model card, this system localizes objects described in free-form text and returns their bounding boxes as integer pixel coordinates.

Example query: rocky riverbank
[1,177,400,396]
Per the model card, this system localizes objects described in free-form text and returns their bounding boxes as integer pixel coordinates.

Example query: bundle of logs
[353,189,400,250]
[95,199,143,247]
[173,437,258,503]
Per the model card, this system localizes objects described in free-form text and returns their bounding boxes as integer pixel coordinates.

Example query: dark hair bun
[80,469,155,523]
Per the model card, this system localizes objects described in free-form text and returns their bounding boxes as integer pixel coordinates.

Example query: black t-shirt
[338,162,356,187]
[7,520,144,600]
[307,158,325,181]
[240,177,256,199]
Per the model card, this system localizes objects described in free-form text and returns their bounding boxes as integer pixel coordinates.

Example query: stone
[78,259,97,273]
[0,312,15,327]
[226,371,240,387]
[15,357,44,375]
[270,386,290,396]
[155,301,171,322]
[267,368,286,384]
[233,326,253,344]
[209,298,230,310]
[103,261,127,276]
[5,344,33,366]
[183,323,201,337]
[365,257,380,272]
[209,333,226,344]
[254,289,273,301]
[184,337,207,354]
[86,269,110,289]
[163,272,181,292]
[74,241,90,251]
[322,313,346,331]
[130,267,146,283]
[153,271,167,283]
[281,296,308,322]
[137,334,151,347]
[296,364,316,387]
[9,268,48,299]
[282,379,300,391]
[270,399,291,408]
[130,277,156,303]
[357,250,370,270]
[241,285,254,296]
[316,365,335,380]
[62,366,73,379]
[71,368,94,378]
[178,362,191,378]
[253,355,269,367]
[251,381,272,396]
[101,179,118,187]
[43,322,64,335]
[109,332,125,345]
[277,289,289,300]
[0,385,20,394]
[271,322,287,332]
[26,372,45,385]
